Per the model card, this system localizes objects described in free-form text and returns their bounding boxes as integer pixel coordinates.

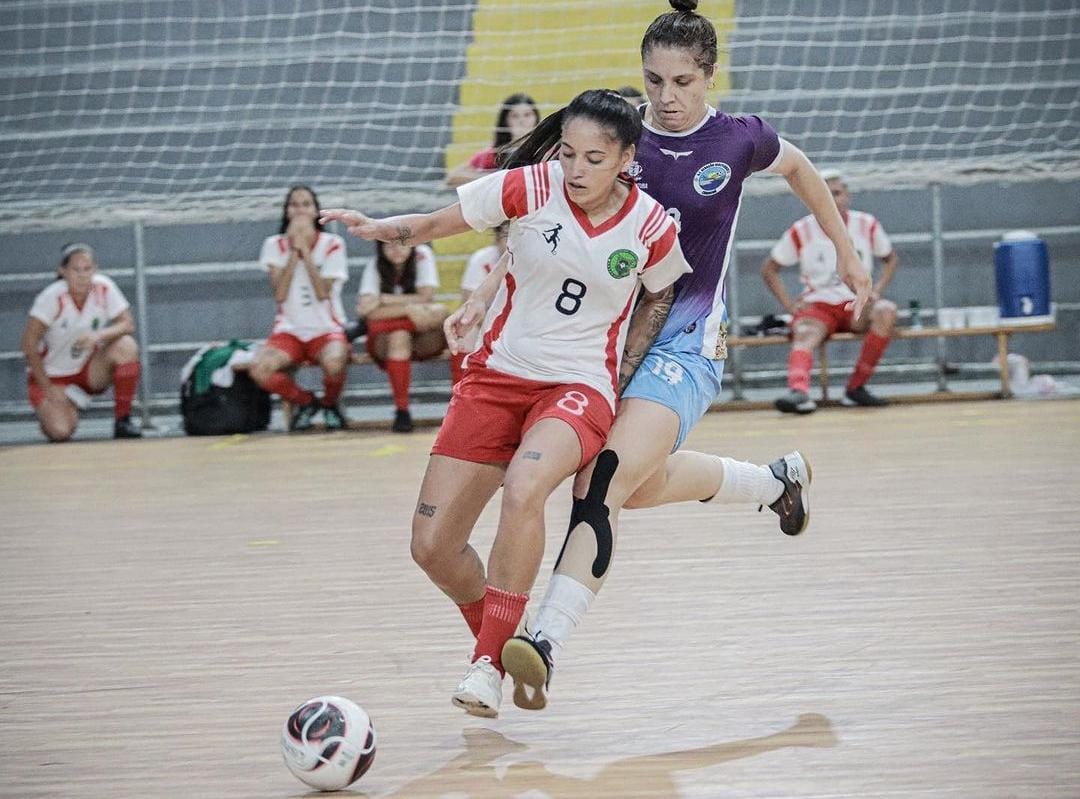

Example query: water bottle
[909,299,923,330]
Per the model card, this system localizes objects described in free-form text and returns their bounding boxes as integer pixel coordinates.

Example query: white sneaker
[451,656,503,718]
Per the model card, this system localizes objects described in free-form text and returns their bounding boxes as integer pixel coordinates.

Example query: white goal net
[0,0,1077,233]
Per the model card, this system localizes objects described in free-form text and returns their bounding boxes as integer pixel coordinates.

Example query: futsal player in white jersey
[323,89,691,717]
[20,243,142,442]
[450,221,509,385]
[764,169,900,413]
[248,185,351,431]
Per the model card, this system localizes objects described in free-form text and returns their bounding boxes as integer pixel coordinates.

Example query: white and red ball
[280,696,376,791]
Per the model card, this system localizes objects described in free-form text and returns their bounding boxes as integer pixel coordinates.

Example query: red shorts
[432,366,614,470]
[27,359,100,408]
[793,301,856,337]
[364,318,445,367]
[265,331,346,365]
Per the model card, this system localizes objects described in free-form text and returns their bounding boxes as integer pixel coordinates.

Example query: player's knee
[41,417,75,442]
[248,358,276,386]
[500,475,547,522]
[874,299,898,328]
[409,524,447,576]
[109,334,138,362]
[322,353,348,375]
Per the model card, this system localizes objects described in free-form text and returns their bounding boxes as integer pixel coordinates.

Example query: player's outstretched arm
[769,141,871,317]
[321,204,471,247]
[618,284,674,396]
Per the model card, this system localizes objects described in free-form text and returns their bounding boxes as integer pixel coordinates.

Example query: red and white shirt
[770,210,893,305]
[457,160,691,411]
[260,232,348,340]
[358,244,440,296]
[28,274,130,377]
[461,244,503,293]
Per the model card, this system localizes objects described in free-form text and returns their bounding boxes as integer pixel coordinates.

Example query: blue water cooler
[994,231,1053,323]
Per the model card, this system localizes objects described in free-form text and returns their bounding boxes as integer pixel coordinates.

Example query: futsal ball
[280,696,376,791]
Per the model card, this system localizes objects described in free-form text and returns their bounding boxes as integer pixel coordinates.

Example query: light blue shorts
[621,346,725,452]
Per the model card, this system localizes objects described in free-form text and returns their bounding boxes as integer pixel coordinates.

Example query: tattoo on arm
[521,451,542,461]
[417,502,436,518]
[394,225,413,246]
[618,286,674,395]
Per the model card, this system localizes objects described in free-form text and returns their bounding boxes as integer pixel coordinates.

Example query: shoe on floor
[451,656,503,718]
[322,404,348,430]
[841,386,889,407]
[763,451,812,536]
[289,401,320,432]
[774,389,818,415]
[113,416,142,439]
[502,633,554,711]
[391,409,414,433]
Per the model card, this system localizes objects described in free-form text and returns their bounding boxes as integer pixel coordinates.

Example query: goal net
[1,0,1077,233]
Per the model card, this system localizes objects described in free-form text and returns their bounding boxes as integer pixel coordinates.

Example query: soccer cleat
[841,386,889,407]
[113,416,142,439]
[761,451,812,536]
[774,389,818,415]
[322,404,348,431]
[451,656,503,718]
[289,401,320,432]
[391,408,414,433]
[501,633,554,711]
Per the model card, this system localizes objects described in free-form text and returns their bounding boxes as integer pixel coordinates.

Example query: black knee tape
[553,449,619,579]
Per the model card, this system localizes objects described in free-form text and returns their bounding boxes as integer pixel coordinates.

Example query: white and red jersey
[358,244,440,296]
[28,274,130,377]
[770,210,893,305]
[260,232,348,340]
[456,160,692,411]
[461,244,502,293]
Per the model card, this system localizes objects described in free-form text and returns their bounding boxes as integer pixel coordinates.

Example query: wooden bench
[728,320,1057,403]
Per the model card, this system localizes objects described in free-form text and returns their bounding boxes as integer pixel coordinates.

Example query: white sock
[530,574,596,666]
[705,457,784,505]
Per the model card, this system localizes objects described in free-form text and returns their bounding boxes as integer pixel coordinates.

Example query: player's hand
[74,332,99,351]
[287,216,316,255]
[320,208,383,241]
[837,250,872,318]
[444,299,485,355]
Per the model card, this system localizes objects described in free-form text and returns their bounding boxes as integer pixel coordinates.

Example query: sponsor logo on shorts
[606,249,638,279]
[694,162,732,196]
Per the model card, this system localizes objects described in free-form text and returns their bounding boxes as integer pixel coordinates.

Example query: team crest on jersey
[91,318,100,330]
[693,162,732,196]
[606,249,638,279]
[626,161,643,179]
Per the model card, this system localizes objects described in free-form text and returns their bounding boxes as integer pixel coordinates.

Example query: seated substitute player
[249,185,351,431]
[444,93,541,188]
[357,240,449,432]
[450,221,509,385]
[323,89,691,718]
[764,168,900,413]
[20,243,143,441]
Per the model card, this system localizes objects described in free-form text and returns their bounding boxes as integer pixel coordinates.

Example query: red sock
[848,332,890,391]
[385,359,411,411]
[473,585,528,675]
[449,352,466,386]
[787,349,813,393]
[457,597,485,639]
[112,361,139,419]
[261,372,314,406]
[322,372,346,406]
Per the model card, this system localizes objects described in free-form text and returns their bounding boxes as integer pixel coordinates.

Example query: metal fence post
[727,246,744,400]
[132,220,154,427]
[931,183,948,391]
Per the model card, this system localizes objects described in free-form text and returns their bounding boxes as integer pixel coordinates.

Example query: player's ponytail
[503,89,642,170]
[642,0,718,74]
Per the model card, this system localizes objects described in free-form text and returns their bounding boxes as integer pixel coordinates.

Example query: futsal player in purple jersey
[500,0,872,711]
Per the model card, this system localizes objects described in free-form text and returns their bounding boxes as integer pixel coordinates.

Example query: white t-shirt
[358,244,439,297]
[770,210,893,305]
[461,244,503,293]
[457,160,692,411]
[260,232,348,339]
[28,274,130,377]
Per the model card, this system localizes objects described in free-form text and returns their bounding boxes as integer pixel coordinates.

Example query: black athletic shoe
[113,415,142,439]
[761,451,812,536]
[322,404,348,431]
[501,633,554,711]
[289,401,320,432]
[391,409,413,433]
[841,385,889,407]
[775,389,818,414]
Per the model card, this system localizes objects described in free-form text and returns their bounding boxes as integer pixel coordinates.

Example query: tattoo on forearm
[521,451,542,461]
[618,287,674,395]
[417,502,436,518]
[394,225,413,246]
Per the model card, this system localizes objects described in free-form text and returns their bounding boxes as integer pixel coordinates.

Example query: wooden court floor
[1,400,1078,798]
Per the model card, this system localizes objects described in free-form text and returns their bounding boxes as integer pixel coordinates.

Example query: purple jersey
[629,108,780,358]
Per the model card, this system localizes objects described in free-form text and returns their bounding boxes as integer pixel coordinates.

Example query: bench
[727,320,1057,403]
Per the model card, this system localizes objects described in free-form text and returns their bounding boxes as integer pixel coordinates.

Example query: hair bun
[669,0,699,11]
